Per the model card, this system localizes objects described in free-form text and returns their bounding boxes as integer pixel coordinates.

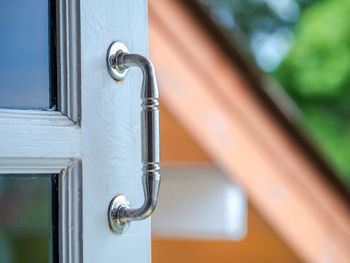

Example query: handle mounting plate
[108,194,130,234]
[106,41,129,81]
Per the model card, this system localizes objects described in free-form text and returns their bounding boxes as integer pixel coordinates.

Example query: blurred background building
[148,0,350,262]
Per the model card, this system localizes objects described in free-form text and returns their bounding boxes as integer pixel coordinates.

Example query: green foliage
[201,0,350,186]
[275,0,350,185]
[200,0,312,52]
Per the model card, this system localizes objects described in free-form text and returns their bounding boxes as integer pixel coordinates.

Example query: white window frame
[0,0,151,261]
[0,0,82,261]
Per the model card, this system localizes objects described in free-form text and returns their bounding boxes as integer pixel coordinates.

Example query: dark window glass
[0,174,58,263]
[0,0,56,109]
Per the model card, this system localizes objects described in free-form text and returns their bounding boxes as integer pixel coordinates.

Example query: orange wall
[160,104,211,163]
[152,205,300,263]
[153,106,301,263]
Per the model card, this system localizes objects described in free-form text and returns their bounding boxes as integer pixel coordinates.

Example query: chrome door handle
[106,41,160,234]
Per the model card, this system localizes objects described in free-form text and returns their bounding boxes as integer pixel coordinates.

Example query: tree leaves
[275,0,350,185]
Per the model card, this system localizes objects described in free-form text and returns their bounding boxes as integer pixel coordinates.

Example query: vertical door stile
[80,1,150,262]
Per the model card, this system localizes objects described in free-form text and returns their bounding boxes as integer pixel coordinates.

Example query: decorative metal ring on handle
[106,41,160,234]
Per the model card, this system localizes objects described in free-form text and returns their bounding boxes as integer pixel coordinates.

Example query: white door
[0,0,151,262]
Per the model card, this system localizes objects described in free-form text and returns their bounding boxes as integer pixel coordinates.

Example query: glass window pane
[0,174,58,263]
[0,0,55,109]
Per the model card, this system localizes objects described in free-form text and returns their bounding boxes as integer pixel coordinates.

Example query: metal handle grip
[106,41,160,234]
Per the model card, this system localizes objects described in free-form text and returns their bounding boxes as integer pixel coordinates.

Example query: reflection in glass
[0,174,58,263]
[0,0,54,109]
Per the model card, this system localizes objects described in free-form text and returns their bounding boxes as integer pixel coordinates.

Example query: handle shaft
[117,53,160,222]
[107,42,160,233]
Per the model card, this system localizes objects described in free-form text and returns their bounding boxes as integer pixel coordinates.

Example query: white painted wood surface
[0,108,82,261]
[0,110,80,159]
[80,1,150,262]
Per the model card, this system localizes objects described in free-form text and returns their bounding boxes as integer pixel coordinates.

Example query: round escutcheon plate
[108,194,131,234]
[106,41,129,81]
